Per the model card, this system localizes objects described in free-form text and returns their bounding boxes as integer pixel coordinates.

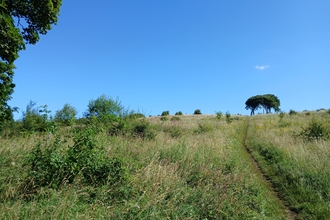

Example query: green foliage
[166,126,183,138]
[193,109,202,115]
[245,94,280,116]
[278,111,285,118]
[194,122,214,134]
[84,94,124,118]
[21,101,55,133]
[226,111,232,123]
[160,116,168,122]
[161,111,169,116]
[171,116,181,121]
[54,103,77,126]
[0,0,62,129]
[289,109,297,115]
[175,111,183,115]
[131,120,156,140]
[27,127,128,189]
[215,111,223,120]
[298,119,330,141]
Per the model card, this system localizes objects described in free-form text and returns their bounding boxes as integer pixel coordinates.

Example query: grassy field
[0,112,329,219]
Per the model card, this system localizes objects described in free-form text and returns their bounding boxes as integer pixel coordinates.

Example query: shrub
[225,111,232,123]
[289,110,297,115]
[160,116,168,122]
[131,120,156,140]
[21,101,55,133]
[84,94,124,118]
[298,119,330,141]
[165,126,183,138]
[161,111,169,116]
[175,111,183,115]
[54,103,77,126]
[215,111,223,120]
[194,122,214,134]
[27,127,128,189]
[171,116,181,121]
[194,109,202,115]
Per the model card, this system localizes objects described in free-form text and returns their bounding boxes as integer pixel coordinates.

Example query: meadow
[0,110,329,219]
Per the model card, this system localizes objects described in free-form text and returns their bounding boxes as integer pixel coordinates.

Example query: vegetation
[0,0,62,129]
[161,111,169,116]
[175,111,183,115]
[245,94,280,116]
[246,111,330,219]
[1,102,329,219]
[193,109,202,115]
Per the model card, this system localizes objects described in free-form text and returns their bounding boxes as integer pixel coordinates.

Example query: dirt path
[243,120,296,220]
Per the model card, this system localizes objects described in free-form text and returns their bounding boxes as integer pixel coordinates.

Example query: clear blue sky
[9,0,330,119]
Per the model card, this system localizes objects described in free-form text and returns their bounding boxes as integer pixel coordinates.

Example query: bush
[161,111,169,116]
[27,127,128,189]
[175,111,183,115]
[289,110,297,115]
[160,116,168,122]
[215,111,222,120]
[225,111,232,123]
[194,109,202,115]
[131,120,156,140]
[171,116,181,121]
[21,101,55,133]
[298,119,330,141]
[54,103,77,126]
[194,122,214,134]
[84,94,124,118]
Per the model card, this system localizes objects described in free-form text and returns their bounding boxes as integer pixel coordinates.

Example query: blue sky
[9,0,330,119]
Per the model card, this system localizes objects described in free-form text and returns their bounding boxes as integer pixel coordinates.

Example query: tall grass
[246,112,330,219]
[0,115,294,219]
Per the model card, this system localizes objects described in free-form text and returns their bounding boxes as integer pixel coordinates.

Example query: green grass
[246,112,330,219]
[1,113,328,219]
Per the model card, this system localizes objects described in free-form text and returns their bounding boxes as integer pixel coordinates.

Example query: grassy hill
[0,111,329,219]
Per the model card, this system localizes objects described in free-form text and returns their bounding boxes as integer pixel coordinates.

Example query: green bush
[298,119,330,141]
[21,101,55,133]
[160,116,168,122]
[289,110,297,115]
[131,120,156,140]
[27,127,128,189]
[215,111,222,120]
[84,94,124,118]
[194,109,202,115]
[175,111,183,115]
[161,111,169,116]
[54,103,77,126]
[171,116,181,121]
[194,122,214,134]
[225,111,232,123]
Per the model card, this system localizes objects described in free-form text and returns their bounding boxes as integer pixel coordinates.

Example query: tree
[0,0,62,127]
[245,94,280,116]
[84,94,125,118]
[54,103,77,125]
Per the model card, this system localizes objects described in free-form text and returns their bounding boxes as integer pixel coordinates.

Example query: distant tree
[55,103,77,125]
[84,95,124,118]
[0,0,62,127]
[245,94,280,116]
[194,109,202,115]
